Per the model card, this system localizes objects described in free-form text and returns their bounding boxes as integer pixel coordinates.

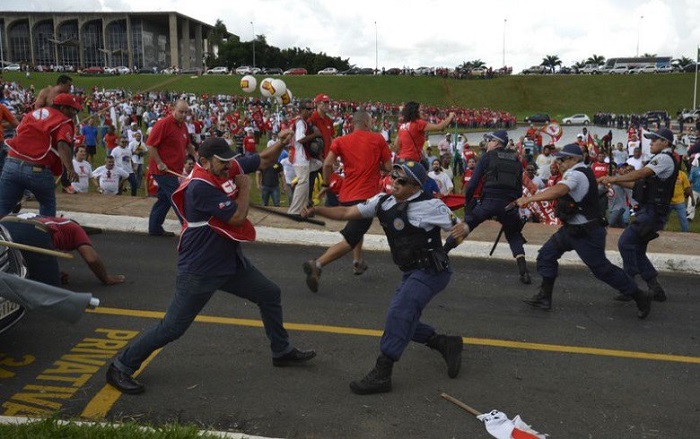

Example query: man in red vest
[0,93,80,217]
[106,129,316,395]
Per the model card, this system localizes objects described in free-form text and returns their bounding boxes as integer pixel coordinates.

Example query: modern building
[0,11,232,71]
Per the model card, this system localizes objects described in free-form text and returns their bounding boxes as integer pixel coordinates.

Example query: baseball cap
[484,130,508,144]
[53,93,82,111]
[643,128,674,144]
[393,161,428,185]
[314,93,330,103]
[553,143,584,158]
[198,137,236,161]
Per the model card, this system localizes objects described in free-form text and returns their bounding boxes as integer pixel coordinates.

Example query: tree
[540,55,562,73]
[642,53,657,58]
[674,56,695,69]
[585,54,606,66]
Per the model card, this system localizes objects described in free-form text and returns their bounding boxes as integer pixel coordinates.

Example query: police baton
[489,201,519,256]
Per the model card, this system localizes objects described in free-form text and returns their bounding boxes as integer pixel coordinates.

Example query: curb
[61,211,700,275]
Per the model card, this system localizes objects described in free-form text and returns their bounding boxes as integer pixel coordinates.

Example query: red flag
[477,410,547,439]
[522,174,561,225]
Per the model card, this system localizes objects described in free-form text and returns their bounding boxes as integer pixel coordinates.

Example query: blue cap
[553,143,583,158]
[643,128,674,144]
[393,161,428,185]
[485,130,508,144]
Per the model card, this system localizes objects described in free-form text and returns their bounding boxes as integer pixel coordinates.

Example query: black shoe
[519,272,532,285]
[350,355,393,395]
[149,231,176,237]
[516,257,531,284]
[523,290,552,310]
[632,289,652,319]
[105,363,144,395]
[647,278,667,302]
[613,293,633,302]
[302,260,322,293]
[427,334,463,379]
[272,348,316,367]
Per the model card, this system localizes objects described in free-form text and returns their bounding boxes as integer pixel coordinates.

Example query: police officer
[303,161,464,395]
[515,144,651,319]
[598,128,679,302]
[463,130,531,283]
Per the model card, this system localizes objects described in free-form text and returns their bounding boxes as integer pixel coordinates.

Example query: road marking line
[80,348,162,420]
[88,306,700,365]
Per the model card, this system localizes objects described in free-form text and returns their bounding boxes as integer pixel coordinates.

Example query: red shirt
[330,130,392,202]
[147,115,190,175]
[38,217,91,251]
[591,161,610,179]
[307,110,334,158]
[0,104,18,142]
[397,119,428,161]
[243,135,257,154]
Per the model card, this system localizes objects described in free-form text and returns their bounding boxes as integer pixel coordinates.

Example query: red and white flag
[476,410,547,439]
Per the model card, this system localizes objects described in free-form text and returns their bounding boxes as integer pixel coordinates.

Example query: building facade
[0,11,226,70]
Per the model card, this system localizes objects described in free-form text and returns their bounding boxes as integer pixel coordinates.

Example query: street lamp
[374,21,378,73]
[502,18,507,67]
[636,15,644,57]
[250,21,255,69]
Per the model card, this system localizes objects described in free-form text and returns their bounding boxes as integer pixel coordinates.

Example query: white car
[103,66,117,74]
[234,66,253,75]
[681,109,700,123]
[630,65,656,74]
[656,65,673,74]
[562,114,590,125]
[207,66,229,74]
[580,64,599,74]
[317,67,338,75]
[114,66,130,74]
[608,66,630,74]
[2,63,21,72]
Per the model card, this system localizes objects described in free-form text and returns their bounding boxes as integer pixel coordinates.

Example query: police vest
[376,192,448,272]
[555,167,601,223]
[631,151,679,207]
[483,148,522,191]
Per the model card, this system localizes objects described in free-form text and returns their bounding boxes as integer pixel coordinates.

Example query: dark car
[644,110,669,124]
[385,68,402,75]
[0,225,28,334]
[283,67,307,75]
[524,113,551,124]
[263,67,284,75]
[683,63,699,73]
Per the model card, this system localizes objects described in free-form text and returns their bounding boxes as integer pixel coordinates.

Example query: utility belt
[6,156,49,172]
[563,218,605,238]
[398,248,449,272]
[634,202,670,216]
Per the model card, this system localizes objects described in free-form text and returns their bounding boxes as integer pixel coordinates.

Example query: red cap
[314,93,330,103]
[53,93,82,111]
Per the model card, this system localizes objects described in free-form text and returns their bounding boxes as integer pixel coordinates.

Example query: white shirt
[293,118,309,165]
[110,146,134,175]
[71,159,93,193]
[535,154,555,179]
[92,166,130,195]
[129,139,147,165]
[357,191,457,231]
[559,162,592,225]
[428,170,454,195]
[626,156,644,170]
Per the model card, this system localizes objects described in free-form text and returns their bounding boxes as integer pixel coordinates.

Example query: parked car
[558,66,576,74]
[644,110,669,124]
[206,66,229,74]
[608,66,630,74]
[283,67,307,75]
[317,67,338,75]
[262,67,283,75]
[683,63,699,73]
[524,113,551,124]
[0,225,28,334]
[81,66,104,74]
[630,65,656,74]
[2,63,22,72]
[103,66,117,74]
[385,67,402,75]
[580,64,600,74]
[522,65,546,74]
[235,66,254,75]
[562,114,590,125]
[656,65,673,74]
[115,66,131,74]
[415,66,433,75]
[680,108,700,123]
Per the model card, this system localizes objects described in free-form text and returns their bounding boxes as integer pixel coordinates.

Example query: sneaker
[303,260,322,292]
[353,260,368,275]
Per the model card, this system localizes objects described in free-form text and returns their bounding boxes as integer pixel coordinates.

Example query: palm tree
[540,55,562,73]
[642,53,657,58]
[673,56,694,69]
[585,54,606,66]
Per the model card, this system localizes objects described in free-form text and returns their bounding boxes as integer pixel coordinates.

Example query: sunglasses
[390,171,412,186]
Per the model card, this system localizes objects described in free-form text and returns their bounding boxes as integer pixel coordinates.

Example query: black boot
[516,256,531,284]
[646,277,666,302]
[523,277,554,310]
[426,334,463,378]
[350,354,393,395]
[632,289,652,319]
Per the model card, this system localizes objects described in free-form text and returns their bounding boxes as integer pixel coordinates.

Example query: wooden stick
[0,240,74,260]
[441,393,482,417]
[165,169,186,179]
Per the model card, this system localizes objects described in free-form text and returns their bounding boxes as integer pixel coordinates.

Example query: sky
[3,0,700,72]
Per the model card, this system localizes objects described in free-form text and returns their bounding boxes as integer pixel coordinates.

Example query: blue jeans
[380,268,452,361]
[668,203,689,232]
[114,263,292,375]
[618,204,668,281]
[149,174,181,234]
[261,185,280,207]
[0,158,57,217]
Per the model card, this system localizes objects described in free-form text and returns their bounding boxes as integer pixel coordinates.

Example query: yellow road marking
[80,348,162,420]
[89,306,700,364]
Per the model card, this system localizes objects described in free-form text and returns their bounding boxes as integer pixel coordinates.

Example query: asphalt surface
[0,231,698,438]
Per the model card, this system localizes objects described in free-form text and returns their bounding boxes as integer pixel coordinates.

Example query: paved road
[0,231,698,438]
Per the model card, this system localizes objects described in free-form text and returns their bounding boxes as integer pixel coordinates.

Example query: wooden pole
[441,393,482,417]
[0,240,74,260]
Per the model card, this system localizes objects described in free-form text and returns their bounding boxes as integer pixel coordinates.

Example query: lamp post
[250,21,255,69]
[636,15,644,57]
[502,18,507,67]
[374,21,378,74]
